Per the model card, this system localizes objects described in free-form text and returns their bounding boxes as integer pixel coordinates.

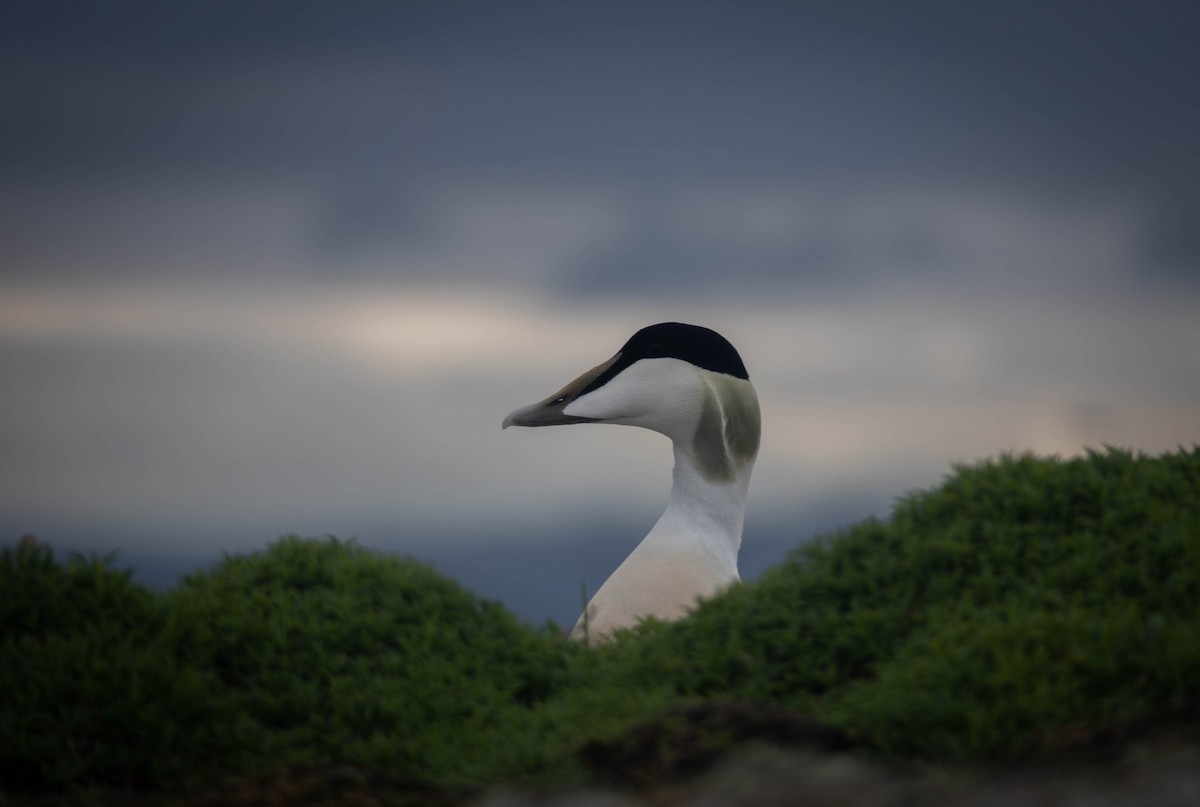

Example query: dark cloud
[561,184,1162,300]
[1141,187,1200,283]
[306,177,433,261]
[564,215,853,299]
[3,0,1198,184]
[3,0,1199,278]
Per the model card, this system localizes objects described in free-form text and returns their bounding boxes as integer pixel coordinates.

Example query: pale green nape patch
[691,373,761,483]
[718,375,762,463]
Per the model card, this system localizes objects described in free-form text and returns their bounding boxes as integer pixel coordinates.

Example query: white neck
[639,442,753,580]
[566,367,760,642]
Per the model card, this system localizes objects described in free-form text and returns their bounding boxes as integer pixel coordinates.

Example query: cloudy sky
[2,1,1198,626]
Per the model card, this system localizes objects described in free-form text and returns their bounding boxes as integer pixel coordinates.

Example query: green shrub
[3,447,1198,792]
[608,448,1200,756]
[0,543,247,789]
[0,538,577,790]
[1,542,155,640]
[832,599,1200,756]
[164,536,572,784]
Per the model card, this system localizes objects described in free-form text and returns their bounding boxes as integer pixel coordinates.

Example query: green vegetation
[3,447,1199,796]
[613,447,1200,757]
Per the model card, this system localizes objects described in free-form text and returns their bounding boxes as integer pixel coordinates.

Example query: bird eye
[552,396,566,405]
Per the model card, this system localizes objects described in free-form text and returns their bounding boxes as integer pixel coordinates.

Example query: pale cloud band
[3,268,1196,551]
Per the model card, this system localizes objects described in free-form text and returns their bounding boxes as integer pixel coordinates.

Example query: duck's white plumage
[503,323,760,644]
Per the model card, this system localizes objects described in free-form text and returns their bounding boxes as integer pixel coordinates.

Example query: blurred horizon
[3,0,1199,626]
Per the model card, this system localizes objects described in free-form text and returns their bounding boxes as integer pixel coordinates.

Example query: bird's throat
[641,443,753,578]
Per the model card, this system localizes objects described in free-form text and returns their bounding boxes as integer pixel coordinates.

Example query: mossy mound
[3,447,1198,795]
[606,448,1200,757]
[165,537,573,783]
[0,542,242,789]
[1,537,574,791]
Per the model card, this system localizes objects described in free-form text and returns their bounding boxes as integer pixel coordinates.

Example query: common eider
[503,322,760,643]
